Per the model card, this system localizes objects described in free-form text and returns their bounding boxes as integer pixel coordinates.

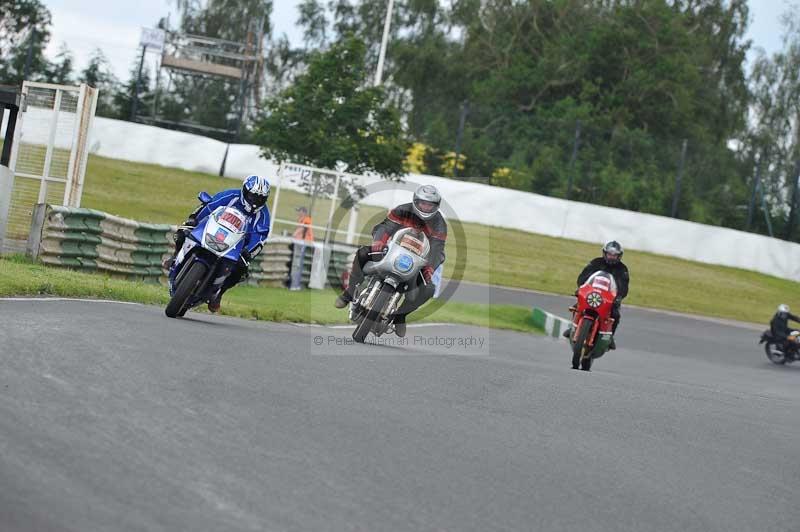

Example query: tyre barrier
[27,204,357,288]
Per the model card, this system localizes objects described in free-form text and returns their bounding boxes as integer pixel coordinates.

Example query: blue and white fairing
[168,206,251,292]
[190,206,250,261]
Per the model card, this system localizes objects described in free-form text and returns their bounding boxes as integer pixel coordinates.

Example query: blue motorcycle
[165,192,252,318]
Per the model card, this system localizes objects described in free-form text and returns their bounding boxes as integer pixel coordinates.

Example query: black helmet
[412,185,442,220]
[602,241,623,265]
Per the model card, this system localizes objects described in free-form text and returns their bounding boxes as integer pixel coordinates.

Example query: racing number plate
[218,210,245,232]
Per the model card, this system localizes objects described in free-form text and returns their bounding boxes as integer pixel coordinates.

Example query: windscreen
[398,234,426,256]
[583,271,618,294]
[391,228,429,257]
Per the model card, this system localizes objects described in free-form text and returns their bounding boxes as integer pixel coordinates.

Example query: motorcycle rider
[564,241,629,349]
[165,175,271,313]
[770,304,800,351]
[334,185,447,338]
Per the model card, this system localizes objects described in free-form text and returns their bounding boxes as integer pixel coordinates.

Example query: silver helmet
[602,241,623,265]
[412,185,441,220]
[778,304,790,315]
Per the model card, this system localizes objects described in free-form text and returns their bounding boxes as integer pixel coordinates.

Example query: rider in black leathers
[770,304,800,351]
[566,241,630,349]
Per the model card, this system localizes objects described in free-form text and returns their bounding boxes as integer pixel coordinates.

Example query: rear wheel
[764,342,787,365]
[165,261,207,318]
[352,284,394,343]
[572,319,594,371]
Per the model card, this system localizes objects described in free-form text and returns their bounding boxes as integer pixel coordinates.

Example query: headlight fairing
[393,254,414,273]
[587,291,603,308]
[204,233,230,252]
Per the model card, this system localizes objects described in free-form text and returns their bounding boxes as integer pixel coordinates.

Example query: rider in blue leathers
[167,175,271,312]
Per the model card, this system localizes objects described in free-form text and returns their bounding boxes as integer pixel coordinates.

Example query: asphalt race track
[448,280,765,364]
[0,298,798,532]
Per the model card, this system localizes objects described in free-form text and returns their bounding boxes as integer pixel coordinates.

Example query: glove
[371,240,388,254]
[422,265,434,283]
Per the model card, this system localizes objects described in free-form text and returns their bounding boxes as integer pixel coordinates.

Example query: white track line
[0,297,141,306]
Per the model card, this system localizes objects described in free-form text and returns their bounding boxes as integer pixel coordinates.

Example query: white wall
[75,117,800,281]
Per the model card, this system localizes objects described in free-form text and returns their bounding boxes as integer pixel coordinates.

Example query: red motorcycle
[568,271,617,371]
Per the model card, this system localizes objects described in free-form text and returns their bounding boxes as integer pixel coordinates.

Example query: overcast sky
[41,0,793,82]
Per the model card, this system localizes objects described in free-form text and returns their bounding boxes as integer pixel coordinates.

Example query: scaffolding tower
[137,21,265,142]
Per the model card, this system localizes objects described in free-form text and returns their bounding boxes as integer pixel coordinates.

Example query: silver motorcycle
[349,228,431,343]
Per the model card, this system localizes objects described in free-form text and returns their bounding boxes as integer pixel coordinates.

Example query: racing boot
[394,315,407,338]
[562,328,572,339]
[208,291,222,313]
[334,292,352,309]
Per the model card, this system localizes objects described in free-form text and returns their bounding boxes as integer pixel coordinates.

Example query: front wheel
[764,342,787,365]
[352,284,395,343]
[572,319,595,371]
[165,261,207,318]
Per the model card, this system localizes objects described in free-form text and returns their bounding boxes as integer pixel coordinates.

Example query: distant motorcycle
[165,191,250,318]
[568,271,617,371]
[759,330,800,365]
[349,228,430,343]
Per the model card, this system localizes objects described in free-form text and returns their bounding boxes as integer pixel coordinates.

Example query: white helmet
[412,185,442,220]
[778,304,790,314]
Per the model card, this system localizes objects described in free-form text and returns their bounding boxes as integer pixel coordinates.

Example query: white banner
[140,28,166,52]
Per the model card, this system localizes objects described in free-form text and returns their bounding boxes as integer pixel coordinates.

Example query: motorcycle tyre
[352,284,394,343]
[165,261,207,318]
[572,319,594,372]
[764,342,787,365]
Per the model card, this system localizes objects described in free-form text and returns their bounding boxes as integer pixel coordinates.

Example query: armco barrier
[26,204,355,288]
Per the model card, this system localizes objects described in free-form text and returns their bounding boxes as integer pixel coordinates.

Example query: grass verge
[0,257,540,334]
[13,152,794,325]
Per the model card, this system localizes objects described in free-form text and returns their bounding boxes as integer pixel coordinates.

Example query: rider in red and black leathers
[337,186,447,335]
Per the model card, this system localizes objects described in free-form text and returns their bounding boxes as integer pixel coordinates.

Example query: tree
[747,9,800,241]
[80,48,119,117]
[363,0,753,225]
[45,43,73,85]
[111,58,154,121]
[175,0,272,42]
[0,0,52,86]
[254,36,408,178]
[297,0,328,49]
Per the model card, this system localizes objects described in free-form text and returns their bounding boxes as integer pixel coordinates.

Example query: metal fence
[1,82,97,254]
[269,162,375,246]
